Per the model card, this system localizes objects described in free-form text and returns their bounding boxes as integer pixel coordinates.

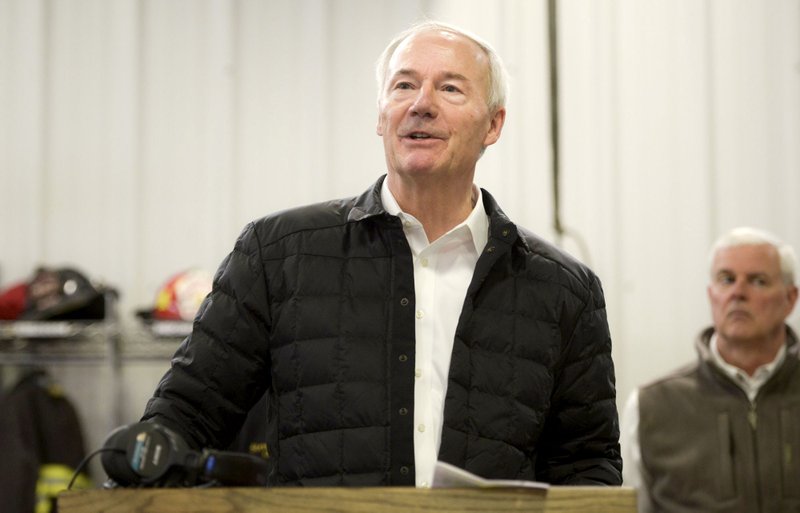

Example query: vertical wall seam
[230,0,241,235]
[134,0,145,303]
[704,0,718,237]
[324,1,334,197]
[40,0,52,260]
[608,0,626,386]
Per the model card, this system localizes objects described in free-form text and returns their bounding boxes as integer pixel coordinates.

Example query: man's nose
[410,85,437,118]
[730,278,749,298]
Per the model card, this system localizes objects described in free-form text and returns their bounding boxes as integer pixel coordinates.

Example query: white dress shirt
[621,334,787,512]
[381,180,489,488]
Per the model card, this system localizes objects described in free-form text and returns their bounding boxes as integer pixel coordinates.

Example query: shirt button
[400,297,409,306]
[416,310,424,319]
[418,424,426,433]
[421,258,429,267]
[415,369,422,378]
[399,407,408,416]
[420,481,429,488]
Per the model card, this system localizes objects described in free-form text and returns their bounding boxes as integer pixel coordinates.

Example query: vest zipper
[749,399,763,512]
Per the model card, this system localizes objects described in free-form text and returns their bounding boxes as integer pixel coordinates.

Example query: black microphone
[101,421,270,487]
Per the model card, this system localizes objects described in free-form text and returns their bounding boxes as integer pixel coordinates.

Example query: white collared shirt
[709,333,786,403]
[381,179,489,488]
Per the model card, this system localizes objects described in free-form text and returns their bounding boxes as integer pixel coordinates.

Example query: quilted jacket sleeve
[536,273,622,485]
[142,222,271,450]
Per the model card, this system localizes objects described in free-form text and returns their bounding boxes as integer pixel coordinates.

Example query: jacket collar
[346,176,390,222]
[697,325,800,358]
[697,325,800,385]
[480,185,526,252]
[347,175,524,250]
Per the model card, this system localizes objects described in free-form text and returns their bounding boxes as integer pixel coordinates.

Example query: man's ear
[787,284,799,313]
[482,107,506,148]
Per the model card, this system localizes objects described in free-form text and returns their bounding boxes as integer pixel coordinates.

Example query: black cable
[547,0,563,239]
[546,0,592,266]
[67,447,124,490]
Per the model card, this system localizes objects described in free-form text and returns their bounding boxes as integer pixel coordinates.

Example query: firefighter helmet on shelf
[152,269,213,321]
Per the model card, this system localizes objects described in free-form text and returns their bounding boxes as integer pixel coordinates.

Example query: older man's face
[376,30,504,182]
[708,244,798,345]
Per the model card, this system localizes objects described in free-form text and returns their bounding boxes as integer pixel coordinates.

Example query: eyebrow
[390,69,469,83]
[715,270,775,280]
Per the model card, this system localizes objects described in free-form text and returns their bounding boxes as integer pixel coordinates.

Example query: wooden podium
[59,486,636,512]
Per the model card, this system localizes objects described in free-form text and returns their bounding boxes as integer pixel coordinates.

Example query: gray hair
[709,226,797,285]
[375,20,509,113]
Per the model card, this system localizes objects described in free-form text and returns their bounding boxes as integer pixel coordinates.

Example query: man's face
[376,30,505,181]
[707,244,798,345]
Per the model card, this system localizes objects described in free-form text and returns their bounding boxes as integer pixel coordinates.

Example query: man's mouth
[727,309,751,320]
[406,132,434,140]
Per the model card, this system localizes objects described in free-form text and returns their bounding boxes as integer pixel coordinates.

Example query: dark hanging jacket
[143,176,621,486]
[0,369,91,513]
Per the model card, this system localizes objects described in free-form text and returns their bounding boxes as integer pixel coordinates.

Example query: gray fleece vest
[638,327,800,513]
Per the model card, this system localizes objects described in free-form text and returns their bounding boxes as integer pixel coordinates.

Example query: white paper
[431,461,550,489]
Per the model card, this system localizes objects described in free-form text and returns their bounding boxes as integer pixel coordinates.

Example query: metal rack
[0,298,195,479]
[0,293,125,426]
[0,321,118,364]
[0,297,192,369]
[121,320,193,361]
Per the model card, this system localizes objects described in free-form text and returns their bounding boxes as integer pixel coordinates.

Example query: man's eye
[751,277,769,287]
[717,275,735,285]
[442,84,460,93]
[395,82,413,90]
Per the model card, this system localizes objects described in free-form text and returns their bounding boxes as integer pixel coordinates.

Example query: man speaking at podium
[140,20,622,488]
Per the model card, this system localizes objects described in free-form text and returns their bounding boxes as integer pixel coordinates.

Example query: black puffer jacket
[143,176,621,486]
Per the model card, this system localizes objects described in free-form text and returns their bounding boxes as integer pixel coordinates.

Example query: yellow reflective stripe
[248,442,270,459]
[35,464,91,513]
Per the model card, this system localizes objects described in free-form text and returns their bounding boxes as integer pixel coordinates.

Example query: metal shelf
[0,321,119,365]
[0,319,191,364]
[120,321,191,361]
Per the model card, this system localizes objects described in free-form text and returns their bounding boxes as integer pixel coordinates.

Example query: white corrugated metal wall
[1,0,798,482]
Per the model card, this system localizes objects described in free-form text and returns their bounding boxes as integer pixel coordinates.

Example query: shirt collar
[710,333,786,388]
[380,178,489,254]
